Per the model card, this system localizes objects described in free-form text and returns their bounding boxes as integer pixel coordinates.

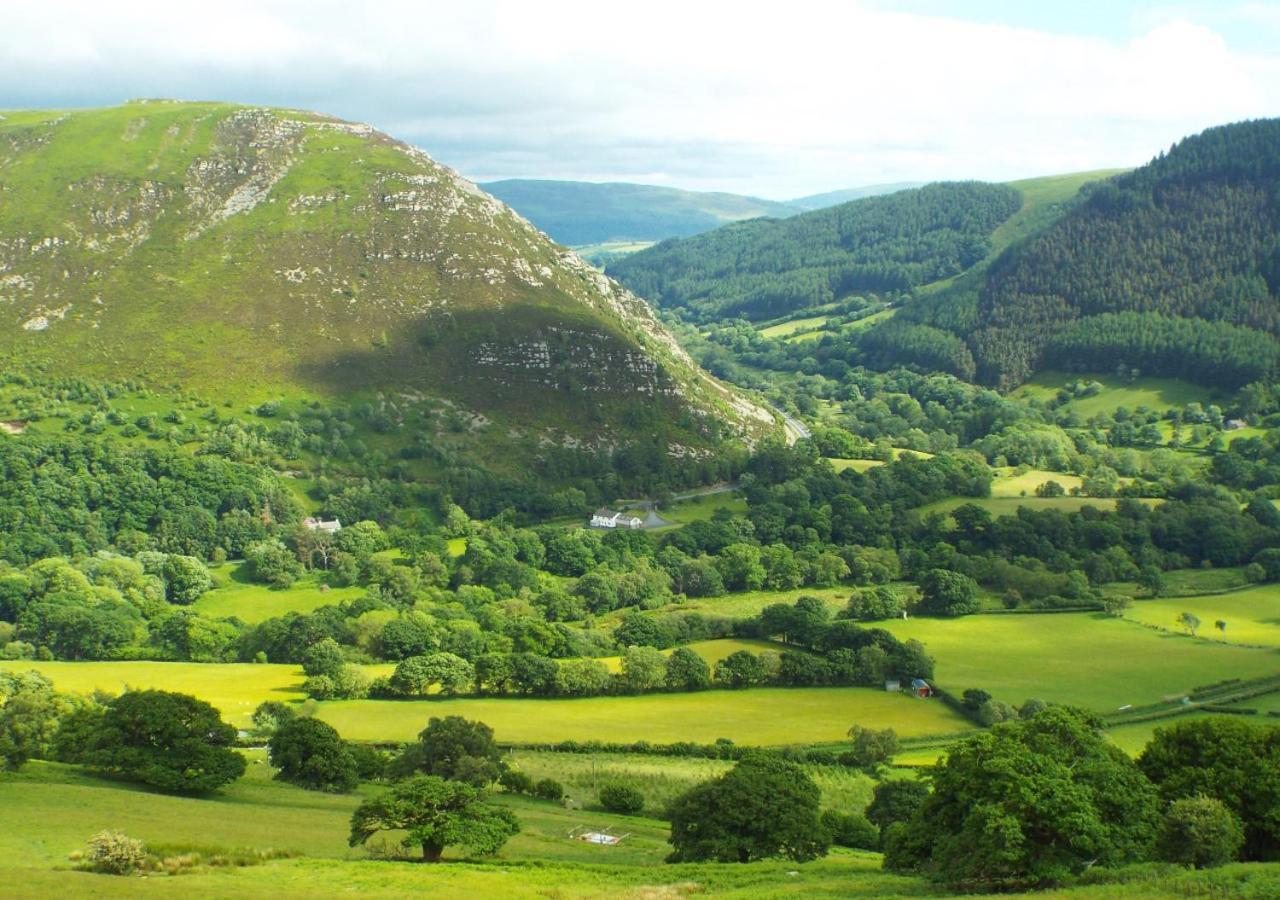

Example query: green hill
[607,182,1022,322]
[480,178,801,245]
[0,101,774,450]
[896,120,1280,389]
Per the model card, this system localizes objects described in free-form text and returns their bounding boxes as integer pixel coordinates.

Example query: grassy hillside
[0,102,774,451]
[481,179,801,245]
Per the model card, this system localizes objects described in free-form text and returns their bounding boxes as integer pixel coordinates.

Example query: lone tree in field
[1177,612,1201,636]
[57,689,245,793]
[667,755,830,863]
[392,716,504,787]
[268,716,358,793]
[348,775,519,862]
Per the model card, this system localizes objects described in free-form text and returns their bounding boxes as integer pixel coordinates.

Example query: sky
[2,1,1279,199]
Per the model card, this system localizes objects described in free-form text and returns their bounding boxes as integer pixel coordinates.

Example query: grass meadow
[508,749,877,817]
[194,563,367,624]
[879,612,1280,712]
[1123,585,1280,648]
[315,686,972,745]
[1010,370,1220,419]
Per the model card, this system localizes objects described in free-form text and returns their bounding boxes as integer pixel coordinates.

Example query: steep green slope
[0,102,774,449]
[480,179,800,245]
[607,182,1022,322]
[961,120,1280,388]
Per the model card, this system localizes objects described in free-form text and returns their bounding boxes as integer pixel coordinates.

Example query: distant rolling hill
[480,179,801,246]
[788,182,925,210]
[0,101,776,453]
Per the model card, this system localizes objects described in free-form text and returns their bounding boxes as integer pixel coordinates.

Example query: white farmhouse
[302,517,342,533]
[589,508,643,529]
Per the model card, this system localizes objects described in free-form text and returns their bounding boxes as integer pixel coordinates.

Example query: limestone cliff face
[0,101,775,448]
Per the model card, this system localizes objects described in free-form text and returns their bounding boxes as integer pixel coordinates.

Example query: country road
[773,406,811,444]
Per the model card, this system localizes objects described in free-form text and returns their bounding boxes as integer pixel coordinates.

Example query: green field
[509,749,876,816]
[637,585,856,622]
[879,612,1280,712]
[658,491,748,525]
[194,563,367,624]
[315,686,972,745]
[829,457,885,473]
[989,468,1085,497]
[1124,585,1280,648]
[1011,371,1219,419]
[759,314,831,338]
[920,495,1127,516]
[4,756,1279,897]
[0,660,386,728]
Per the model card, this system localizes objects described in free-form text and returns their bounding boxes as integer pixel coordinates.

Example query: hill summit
[0,101,773,449]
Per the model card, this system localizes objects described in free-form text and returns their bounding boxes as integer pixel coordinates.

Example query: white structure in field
[302,517,342,533]
[590,508,643,529]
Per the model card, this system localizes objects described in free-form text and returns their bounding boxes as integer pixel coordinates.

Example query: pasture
[508,749,876,816]
[1124,585,1280,648]
[636,585,856,621]
[194,563,366,624]
[658,491,748,525]
[989,468,1084,498]
[0,660,308,726]
[758,314,830,338]
[919,495,1126,516]
[315,686,972,745]
[879,612,1280,712]
[1011,371,1218,419]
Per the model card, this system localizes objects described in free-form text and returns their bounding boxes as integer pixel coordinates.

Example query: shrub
[1157,796,1245,869]
[499,769,535,795]
[533,777,564,802]
[598,782,645,814]
[85,830,148,875]
[821,810,879,850]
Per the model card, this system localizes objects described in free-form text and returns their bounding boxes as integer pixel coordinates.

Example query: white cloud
[0,0,1277,197]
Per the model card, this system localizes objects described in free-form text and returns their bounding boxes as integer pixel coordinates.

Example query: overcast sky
[2,1,1279,198]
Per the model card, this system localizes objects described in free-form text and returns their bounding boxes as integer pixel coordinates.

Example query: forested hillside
[608,183,1022,322]
[961,119,1280,388]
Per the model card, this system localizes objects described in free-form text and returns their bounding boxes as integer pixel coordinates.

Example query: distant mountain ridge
[0,101,776,453]
[480,179,800,245]
[788,182,925,210]
[480,178,918,247]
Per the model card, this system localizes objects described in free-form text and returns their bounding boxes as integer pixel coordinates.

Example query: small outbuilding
[884,679,901,693]
[910,678,933,699]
